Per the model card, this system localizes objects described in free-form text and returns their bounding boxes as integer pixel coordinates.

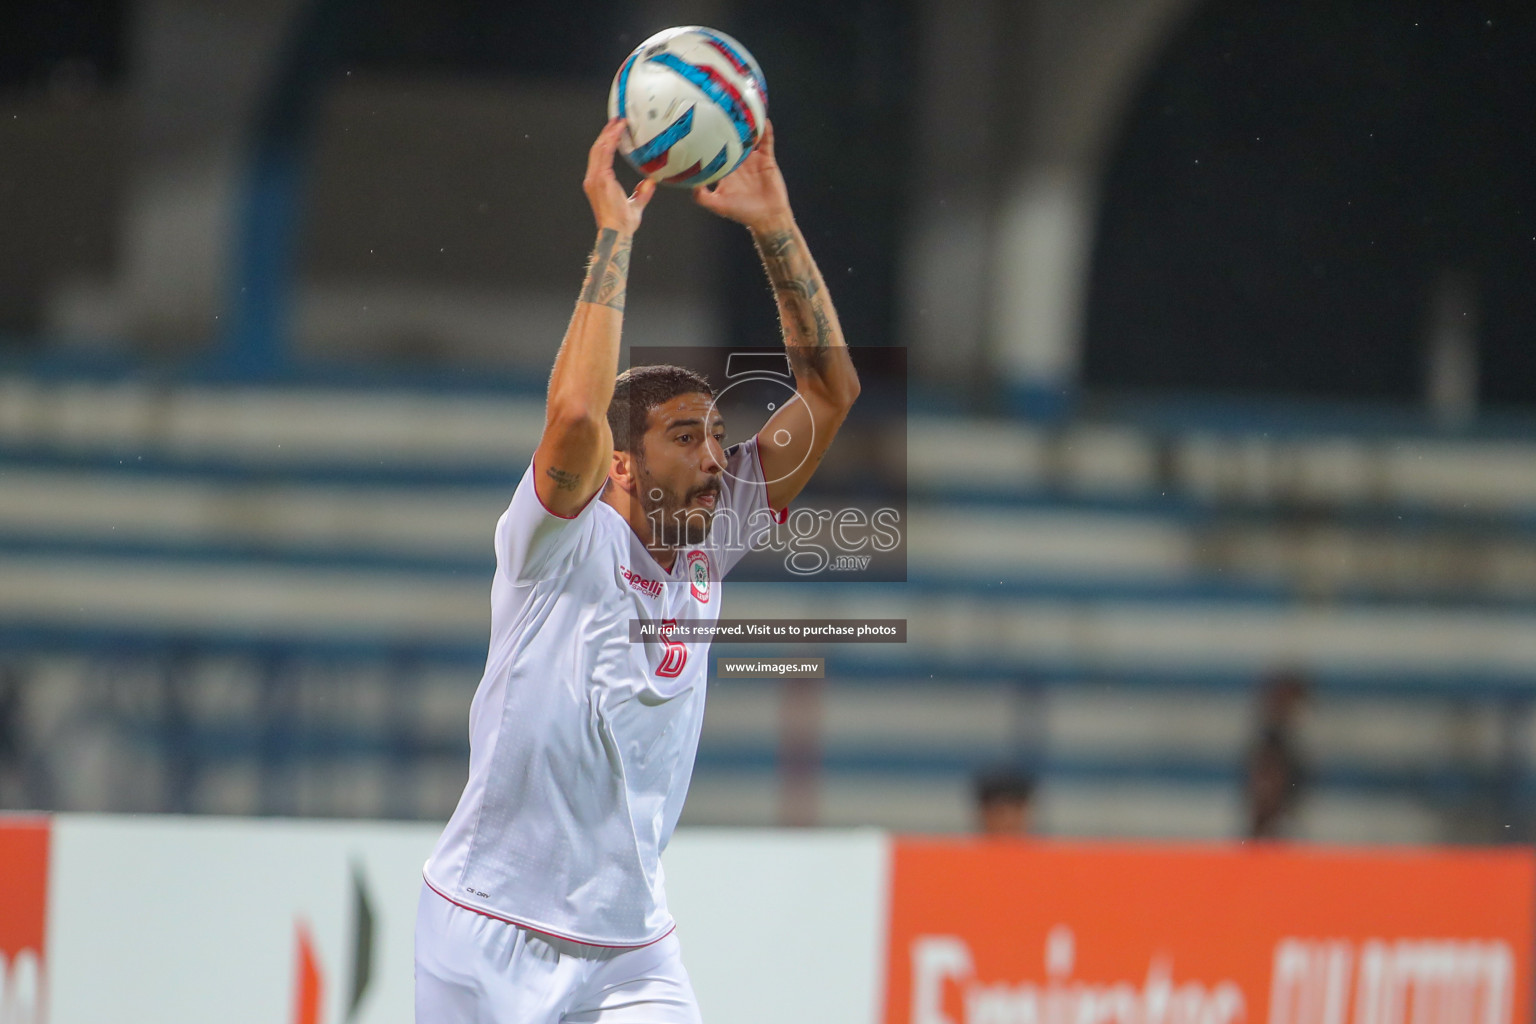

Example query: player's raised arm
[692,120,860,511]
[534,118,657,517]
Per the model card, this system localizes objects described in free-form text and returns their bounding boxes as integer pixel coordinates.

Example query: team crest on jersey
[686,549,711,603]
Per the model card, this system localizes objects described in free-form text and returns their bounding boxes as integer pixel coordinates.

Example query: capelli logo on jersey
[620,565,663,599]
[687,550,711,603]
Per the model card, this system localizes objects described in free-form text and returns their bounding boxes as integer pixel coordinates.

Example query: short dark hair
[607,364,714,454]
[973,766,1035,807]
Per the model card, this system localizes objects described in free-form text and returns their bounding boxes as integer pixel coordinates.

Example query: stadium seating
[2,372,1534,839]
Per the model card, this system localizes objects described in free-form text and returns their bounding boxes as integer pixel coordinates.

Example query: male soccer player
[414,117,860,1023]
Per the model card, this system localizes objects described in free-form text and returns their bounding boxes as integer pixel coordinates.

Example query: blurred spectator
[1246,671,1308,839]
[0,665,22,807]
[973,765,1035,836]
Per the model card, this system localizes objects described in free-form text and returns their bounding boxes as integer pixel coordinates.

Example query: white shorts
[414,881,702,1024]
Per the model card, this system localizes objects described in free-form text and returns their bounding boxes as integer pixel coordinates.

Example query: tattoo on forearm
[545,465,583,491]
[758,231,821,301]
[756,228,836,354]
[810,302,834,349]
[580,228,630,311]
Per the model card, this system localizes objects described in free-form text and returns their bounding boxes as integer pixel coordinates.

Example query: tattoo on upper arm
[545,465,583,491]
[788,343,830,377]
[580,228,630,311]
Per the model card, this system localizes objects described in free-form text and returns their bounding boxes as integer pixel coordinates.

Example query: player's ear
[609,449,638,493]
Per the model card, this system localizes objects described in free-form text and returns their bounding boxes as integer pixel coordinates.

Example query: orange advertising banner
[0,816,50,1021]
[885,840,1534,1024]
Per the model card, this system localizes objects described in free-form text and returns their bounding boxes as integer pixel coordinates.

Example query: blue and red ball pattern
[608,27,769,188]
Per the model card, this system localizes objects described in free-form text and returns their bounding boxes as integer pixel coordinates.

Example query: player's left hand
[691,119,793,234]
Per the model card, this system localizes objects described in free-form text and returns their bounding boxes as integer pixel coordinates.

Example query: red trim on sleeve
[751,433,789,522]
[529,455,603,520]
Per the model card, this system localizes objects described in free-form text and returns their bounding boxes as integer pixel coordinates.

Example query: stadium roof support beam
[226,0,359,378]
[903,0,1198,417]
[110,0,303,360]
[997,0,1198,419]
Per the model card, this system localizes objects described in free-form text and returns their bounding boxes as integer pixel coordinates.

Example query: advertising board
[0,818,1530,1024]
[884,841,1534,1024]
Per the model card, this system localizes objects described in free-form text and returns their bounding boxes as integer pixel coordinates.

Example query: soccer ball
[607,26,768,188]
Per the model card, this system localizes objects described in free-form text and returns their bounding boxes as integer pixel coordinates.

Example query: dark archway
[1083,1,1536,410]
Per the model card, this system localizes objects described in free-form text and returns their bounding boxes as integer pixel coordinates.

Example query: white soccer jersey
[424,435,776,946]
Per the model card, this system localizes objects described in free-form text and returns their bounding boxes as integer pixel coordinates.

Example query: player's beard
[637,461,718,548]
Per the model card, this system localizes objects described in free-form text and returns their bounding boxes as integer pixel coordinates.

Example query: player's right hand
[584,118,655,235]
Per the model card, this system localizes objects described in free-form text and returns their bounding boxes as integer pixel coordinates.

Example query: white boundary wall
[38,815,888,1024]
